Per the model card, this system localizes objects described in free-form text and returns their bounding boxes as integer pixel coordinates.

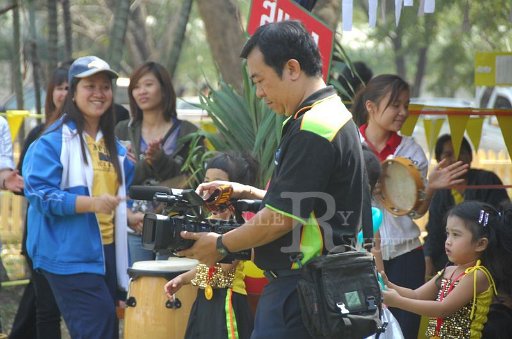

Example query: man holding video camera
[178,20,370,338]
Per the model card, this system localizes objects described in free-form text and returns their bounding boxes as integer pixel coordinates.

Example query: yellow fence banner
[5,110,29,141]
[447,115,470,159]
[409,106,512,157]
[466,117,485,151]
[400,114,419,136]
[423,118,444,155]
[497,116,512,159]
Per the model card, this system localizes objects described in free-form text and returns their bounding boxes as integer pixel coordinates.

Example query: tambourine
[204,185,234,213]
[377,157,425,217]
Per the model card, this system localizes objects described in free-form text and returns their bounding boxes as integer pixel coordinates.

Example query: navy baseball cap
[68,56,118,84]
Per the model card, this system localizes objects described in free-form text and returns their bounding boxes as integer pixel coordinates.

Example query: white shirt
[361,134,429,260]
[0,116,15,170]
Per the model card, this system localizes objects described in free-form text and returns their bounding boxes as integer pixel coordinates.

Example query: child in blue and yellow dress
[382,201,512,339]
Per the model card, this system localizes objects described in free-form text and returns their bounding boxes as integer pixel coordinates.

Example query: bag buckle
[366,296,377,311]
[336,302,350,315]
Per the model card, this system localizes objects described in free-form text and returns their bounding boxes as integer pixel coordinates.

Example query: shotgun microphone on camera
[128,185,173,201]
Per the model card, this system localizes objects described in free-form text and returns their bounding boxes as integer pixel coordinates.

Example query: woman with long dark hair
[115,61,198,264]
[23,56,134,338]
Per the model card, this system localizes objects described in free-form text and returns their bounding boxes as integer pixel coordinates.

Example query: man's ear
[285,59,301,80]
[475,237,489,253]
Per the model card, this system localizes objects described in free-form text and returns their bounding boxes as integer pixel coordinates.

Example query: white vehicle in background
[176,96,209,125]
[475,86,512,129]
[476,86,512,110]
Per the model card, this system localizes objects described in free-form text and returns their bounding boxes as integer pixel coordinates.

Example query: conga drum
[124,258,198,339]
[378,157,425,217]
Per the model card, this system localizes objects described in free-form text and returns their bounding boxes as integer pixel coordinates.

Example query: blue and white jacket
[23,117,134,290]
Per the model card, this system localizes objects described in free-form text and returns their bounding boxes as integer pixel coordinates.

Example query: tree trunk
[196,0,244,90]
[28,0,42,115]
[166,0,193,78]
[412,47,427,97]
[127,6,151,66]
[312,0,341,30]
[412,15,434,97]
[61,0,72,61]
[47,0,58,78]
[108,0,130,71]
[391,29,406,80]
[13,0,23,109]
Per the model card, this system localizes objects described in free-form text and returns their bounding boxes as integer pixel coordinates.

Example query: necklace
[204,265,215,300]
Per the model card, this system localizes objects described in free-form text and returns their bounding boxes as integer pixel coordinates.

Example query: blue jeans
[127,233,154,265]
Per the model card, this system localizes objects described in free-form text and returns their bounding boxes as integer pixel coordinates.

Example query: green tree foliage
[347,0,512,97]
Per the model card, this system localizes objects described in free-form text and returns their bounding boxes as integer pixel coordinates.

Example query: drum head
[379,157,424,216]
[129,258,198,279]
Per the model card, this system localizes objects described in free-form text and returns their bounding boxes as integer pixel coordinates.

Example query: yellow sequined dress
[191,262,246,295]
[426,260,496,339]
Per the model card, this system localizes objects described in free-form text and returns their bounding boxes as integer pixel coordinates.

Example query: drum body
[378,157,425,216]
[124,258,198,339]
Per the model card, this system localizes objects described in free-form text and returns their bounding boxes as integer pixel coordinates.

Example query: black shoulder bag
[297,175,384,338]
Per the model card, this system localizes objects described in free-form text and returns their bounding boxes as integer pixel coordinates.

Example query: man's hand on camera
[177,231,223,267]
[196,180,261,200]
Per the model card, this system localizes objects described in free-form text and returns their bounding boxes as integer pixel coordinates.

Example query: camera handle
[154,192,179,205]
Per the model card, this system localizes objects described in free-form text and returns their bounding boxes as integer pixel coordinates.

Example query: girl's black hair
[44,66,69,127]
[447,200,512,296]
[60,76,122,184]
[205,151,259,186]
[351,74,410,127]
[128,61,177,123]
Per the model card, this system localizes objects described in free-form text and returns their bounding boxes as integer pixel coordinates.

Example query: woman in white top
[352,74,468,339]
[0,116,23,192]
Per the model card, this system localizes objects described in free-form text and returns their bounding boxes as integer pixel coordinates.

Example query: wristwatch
[216,235,230,257]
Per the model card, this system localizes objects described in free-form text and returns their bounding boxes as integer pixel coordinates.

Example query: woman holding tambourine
[351,74,468,339]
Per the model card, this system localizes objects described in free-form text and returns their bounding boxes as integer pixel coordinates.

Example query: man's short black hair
[240,20,322,78]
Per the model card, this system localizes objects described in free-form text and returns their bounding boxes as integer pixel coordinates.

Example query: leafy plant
[194,65,285,188]
[180,133,216,188]
[328,37,364,106]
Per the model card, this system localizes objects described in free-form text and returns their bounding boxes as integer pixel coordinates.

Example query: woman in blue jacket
[23,56,134,339]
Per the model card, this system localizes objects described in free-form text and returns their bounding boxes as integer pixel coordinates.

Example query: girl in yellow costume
[382,201,512,338]
[164,151,259,339]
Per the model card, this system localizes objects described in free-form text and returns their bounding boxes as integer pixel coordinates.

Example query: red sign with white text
[247,0,334,81]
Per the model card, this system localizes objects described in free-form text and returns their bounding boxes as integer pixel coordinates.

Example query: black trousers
[9,256,61,339]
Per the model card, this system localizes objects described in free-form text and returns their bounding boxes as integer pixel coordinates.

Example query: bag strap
[361,164,374,250]
[328,244,357,254]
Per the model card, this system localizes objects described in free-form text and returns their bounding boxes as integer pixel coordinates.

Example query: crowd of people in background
[0,18,511,339]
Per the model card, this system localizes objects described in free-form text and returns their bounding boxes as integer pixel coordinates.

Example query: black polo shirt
[254,86,367,270]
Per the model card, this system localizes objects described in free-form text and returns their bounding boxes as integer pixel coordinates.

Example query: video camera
[129,185,261,262]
